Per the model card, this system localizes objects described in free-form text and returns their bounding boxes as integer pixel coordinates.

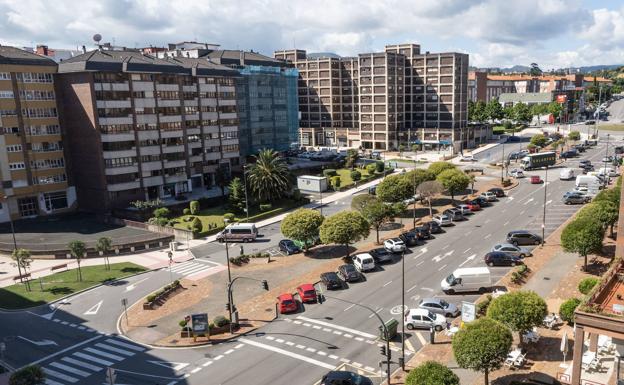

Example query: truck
[520,151,556,170]
[441,267,492,294]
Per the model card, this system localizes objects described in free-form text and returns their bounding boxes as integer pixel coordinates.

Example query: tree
[487,291,548,344]
[513,102,532,123]
[365,163,377,175]
[406,361,460,385]
[345,148,359,169]
[375,160,385,173]
[411,143,419,154]
[529,63,543,76]
[95,237,113,271]
[561,216,605,271]
[214,166,230,198]
[594,186,621,207]
[531,103,549,124]
[428,161,455,176]
[228,177,246,213]
[360,197,395,244]
[281,209,324,251]
[153,207,170,219]
[468,99,476,122]
[350,169,361,182]
[568,131,581,141]
[247,149,291,202]
[417,180,445,217]
[453,317,512,385]
[472,100,488,122]
[436,169,470,202]
[376,174,412,203]
[503,105,515,121]
[581,200,619,238]
[68,240,86,282]
[547,101,563,121]
[11,248,32,290]
[530,134,548,148]
[190,217,203,234]
[351,194,376,212]
[9,365,45,385]
[559,298,581,324]
[485,98,504,122]
[406,169,436,191]
[319,211,370,258]
[398,144,406,156]
[330,176,341,190]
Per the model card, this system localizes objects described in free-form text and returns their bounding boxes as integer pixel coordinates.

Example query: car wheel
[446,289,455,295]
[406,323,415,330]
[510,261,517,267]
[434,325,443,332]
[535,240,540,245]
[519,254,525,258]
[512,240,518,246]
[478,287,486,294]
[445,313,453,318]
[487,262,494,267]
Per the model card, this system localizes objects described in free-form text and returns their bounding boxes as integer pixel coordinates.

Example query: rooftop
[0,45,56,66]
[499,92,553,104]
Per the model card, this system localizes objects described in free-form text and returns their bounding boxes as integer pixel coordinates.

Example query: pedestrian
[239,245,244,256]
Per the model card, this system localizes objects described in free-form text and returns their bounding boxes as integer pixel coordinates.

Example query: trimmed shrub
[366,163,377,175]
[476,294,492,317]
[190,217,202,233]
[578,277,599,295]
[375,160,385,173]
[223,213,235,222]
[330,176,341,190]
[183,208,190,215]
[189,200,200,215]
[323,169,337,177]
[406,361,460,385]
[153,207,170,219]
[350,170,362,181]
[259,203,272,212]
[559,298,581,324]
[179,320,187,328]
[213,315,230,327]
[147,294,157,303]
[502,179,512,187]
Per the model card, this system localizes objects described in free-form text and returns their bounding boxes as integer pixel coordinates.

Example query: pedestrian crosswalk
[168,259,221,278]
[40,337,145,385]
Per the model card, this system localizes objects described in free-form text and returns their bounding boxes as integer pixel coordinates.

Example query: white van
[441,267,492,294]
[559,168,575,180]
[576,175,601,188]
[598,167,618,178]
[216,223,258,243]
[353,253,375,272]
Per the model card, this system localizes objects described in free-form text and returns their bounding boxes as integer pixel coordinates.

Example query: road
[606,98,624,123]
[0,141,614,385]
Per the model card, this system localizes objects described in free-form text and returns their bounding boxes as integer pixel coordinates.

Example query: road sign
[106,367,116,385]
[461,301,476,323]
[191,313,209,336]
[121,298,128,307]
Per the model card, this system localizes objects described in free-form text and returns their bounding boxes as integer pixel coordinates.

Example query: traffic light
[225,303,231,312]
[261,280,269,291]
[380,345,386,356]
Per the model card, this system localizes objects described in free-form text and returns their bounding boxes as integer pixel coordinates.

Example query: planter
[143,281,182,310]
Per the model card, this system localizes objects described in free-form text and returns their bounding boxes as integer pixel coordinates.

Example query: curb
[0,258,194,313]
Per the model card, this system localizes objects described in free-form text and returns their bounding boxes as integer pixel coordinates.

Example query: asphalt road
[0,141,614,385]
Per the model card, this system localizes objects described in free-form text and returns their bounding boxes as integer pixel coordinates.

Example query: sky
[0,0,623,70]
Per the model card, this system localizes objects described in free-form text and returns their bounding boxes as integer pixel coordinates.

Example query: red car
[277,293,298,314]
[530,175,543,184]
[465,201,481,211]
[297,283,317,303]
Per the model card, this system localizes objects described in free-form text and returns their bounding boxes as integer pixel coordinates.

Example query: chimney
[240,50,245,66]
[36,45,49,56]
[82,45,86,54]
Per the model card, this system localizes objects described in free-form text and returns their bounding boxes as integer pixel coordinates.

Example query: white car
[459,154,476,162]
[509,169,525,178]
[352,253,375,272]
[433,214,452,226]
[455,204,473,215]
[480,191,497,202]
[491,243,532,258]
[384,238,406,253]
[404,308,447,331]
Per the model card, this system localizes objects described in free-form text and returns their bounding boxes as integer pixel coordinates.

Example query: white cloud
[0,0,621,68]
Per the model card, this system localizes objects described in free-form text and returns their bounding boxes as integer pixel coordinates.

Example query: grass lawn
[597,124,624,131]
[335,168,372,185]
[0,262,146,310]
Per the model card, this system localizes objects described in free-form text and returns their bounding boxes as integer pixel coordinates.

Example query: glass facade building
[236,66,299,157]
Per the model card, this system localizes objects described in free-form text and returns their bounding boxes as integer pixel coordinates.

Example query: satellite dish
[93,34,102,43]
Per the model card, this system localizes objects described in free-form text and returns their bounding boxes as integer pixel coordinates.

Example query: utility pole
[223,234,233,333]
[243,164,250,221]
[500,139,505,184]
[412,170,416,229]
[401,251,405,371]
[541,166,548,246]
[604,134,610,188]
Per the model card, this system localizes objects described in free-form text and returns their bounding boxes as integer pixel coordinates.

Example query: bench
[13,273,31,282]
[50,263,68,272]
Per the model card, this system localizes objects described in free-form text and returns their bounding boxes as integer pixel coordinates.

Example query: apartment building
[275,43,473,153]
[0,46,75,222]
[55,49,241,213]
[156,42,299,157]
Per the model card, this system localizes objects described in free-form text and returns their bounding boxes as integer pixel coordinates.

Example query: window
[19,90,54,100]
[0,109,17,117]
[31,158,64,169]
[0,91,14,99]
[16,72,53,83]
[43,191,68,211]
[32,173,66,185]
[3,127,19,134]
[18,197,38,217]
[6,144,22,152]
[21,108,57,118]
[0,72,10,80]
[27,125,61,135]
[105,157,136,168]
[9,162,25,170]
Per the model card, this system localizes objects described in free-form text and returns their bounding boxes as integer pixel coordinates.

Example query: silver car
[418,298,460,318]
[491,243,532,258]
[455,204,474,215]
[432,214,452,226]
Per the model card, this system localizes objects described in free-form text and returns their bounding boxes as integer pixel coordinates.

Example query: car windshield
[349,373,363,385]
[428,311,436,319]
[282,299,293,305]
[440,299,449,307]
[304,290,315,297]
[446,274,455,284]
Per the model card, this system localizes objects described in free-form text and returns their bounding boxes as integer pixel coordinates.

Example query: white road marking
[191,367,202,374]
[442,245,449,250]
[546,199,553,205]
[484,233,491,239]
[61,357,102,372]
[343,304,355,312]
[383,281,393,287]
[329,354,339,360]
[83,300,103,316]
[105,339,145,352]
[49,362,90,377]
[333,331,343,335]
[317,351,327,356]
[202,361,212,367]
[125,277,150,292]
[27,335,103,367]
[72,352,113,367]
[83,347,124,361]
[421,287,434,292]
[438,264,447,271]
[503,221,509,226]
[214,355,224,361]
[296,316,377,339]
[416,260,425,266]
[415,332,427,345]
[407,284,418,292]
[43,368,78,383]
[224,349,235,355]
[463,248,471,253]
[240,338,335,370]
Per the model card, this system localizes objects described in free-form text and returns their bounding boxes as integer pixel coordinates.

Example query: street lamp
[604,134,610,188]
[2,196,21,280]
[500,139,506,184]
[227,276,269,332]
[401,251,405,371]
[222,234,234,333]
[412,171,416,229]
[243,164,250,221]
[541,166,548,246]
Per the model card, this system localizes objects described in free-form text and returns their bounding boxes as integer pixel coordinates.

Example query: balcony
[96,100,131,109]
[99,117,133,126]
[107,180,140,192]
[105,165,139,176]
[100,133,135,142]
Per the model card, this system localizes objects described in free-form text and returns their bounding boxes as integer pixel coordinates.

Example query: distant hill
[306,52,341,59]
[470,64,623,75]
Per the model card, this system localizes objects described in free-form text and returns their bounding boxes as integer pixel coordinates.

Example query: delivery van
[575,175,601,189]
[559,168,575,180]
[441,267,492,294]
[216,223,258,243]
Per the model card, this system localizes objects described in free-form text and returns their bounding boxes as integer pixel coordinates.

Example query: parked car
[320,272,343,290]
[488,187,505,198]
[399,231,420,246]
[465,200,482,211]
[423,221,443,234]
[320,371,373,385]
[418,298,460,318]
[480,191,497,202]
[484,251,523,267]
[473,196,491,207]
[561,150,577,159]
[352,253,376,272]
[492,243,532,258]
[444,208,465,221]
[337,264,363,283]
[602,156,614,163]
[573,144,586,153]
[459,154,476,162]
[530,175,543,184]
[278,239,301,255]
[579,159,592,166]
[404,308,447,331]
[370,247,396,263]
[509,169,525,178]
[296,284,317,303]
[413,226,432,239]
[506,230,542,246]
[563,192,589,204]
[384,238,406,253]
[277,293,298,314]
[432,214,452,226]
[455,204,474,215]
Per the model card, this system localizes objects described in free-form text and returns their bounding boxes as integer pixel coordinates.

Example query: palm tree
[11,248,32,291]
[9,365,45,385]
[247,149,292,203]
[95,237,113,271]
[68,240,86,282]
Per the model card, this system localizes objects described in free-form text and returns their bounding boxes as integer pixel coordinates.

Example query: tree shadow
[121,267,146,274]
[380,222,404,231]
[432,197,453,207]
[49,286,74,295]
[304,245,357,260]
[491,371,561,385]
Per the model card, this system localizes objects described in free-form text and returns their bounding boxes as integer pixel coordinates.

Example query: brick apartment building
[275,43,478,153]
[55,48,242,213]
[0,46,76,222]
